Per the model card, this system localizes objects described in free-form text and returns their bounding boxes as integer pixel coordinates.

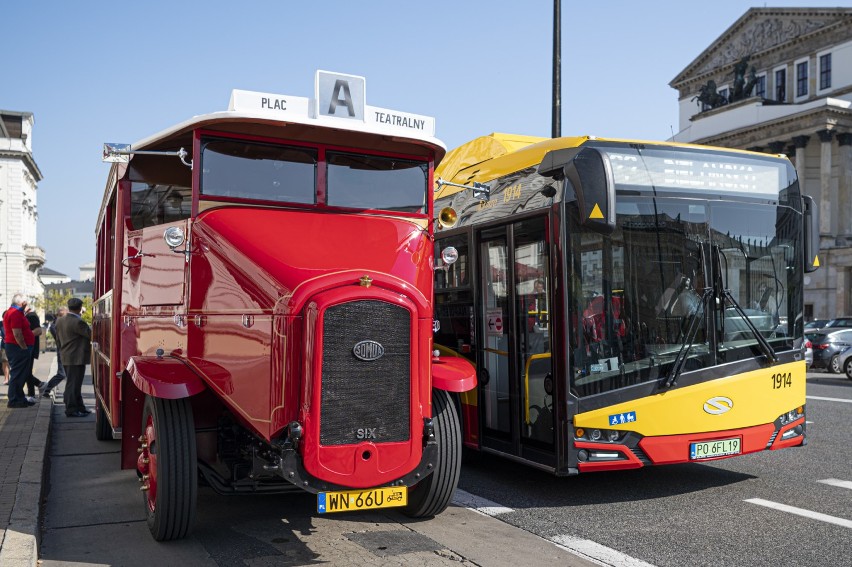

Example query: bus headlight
[163,226,186,249]
[575,428,627,444]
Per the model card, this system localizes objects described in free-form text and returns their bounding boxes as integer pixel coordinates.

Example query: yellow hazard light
[813,255,820,267]
[589,203,604,219]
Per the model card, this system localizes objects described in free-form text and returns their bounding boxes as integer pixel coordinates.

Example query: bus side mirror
[563,148,616,234]
[803,195,820,273]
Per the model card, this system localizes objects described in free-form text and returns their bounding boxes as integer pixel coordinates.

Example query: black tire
[94,396,112,441]
[403,389,461,518]
[845,358,852,380]
[140,395,197,541]
[830,355,842,374]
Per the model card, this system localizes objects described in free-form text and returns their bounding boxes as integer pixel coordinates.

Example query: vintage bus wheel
[94,397,112,441]
[138,395,197,541]
[404,388,461,518]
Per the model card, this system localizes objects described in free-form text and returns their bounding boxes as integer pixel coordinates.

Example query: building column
[767,141,786,155]
[838,133,852,239]
[817,129,834,238]
[792,135,810,183]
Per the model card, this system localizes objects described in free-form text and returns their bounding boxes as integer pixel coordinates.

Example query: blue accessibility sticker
[608,411,636,426]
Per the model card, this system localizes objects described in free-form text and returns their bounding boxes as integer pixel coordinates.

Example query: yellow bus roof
[435,133,786,200]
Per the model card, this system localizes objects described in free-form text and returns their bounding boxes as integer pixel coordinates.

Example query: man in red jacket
[3,294,37,408]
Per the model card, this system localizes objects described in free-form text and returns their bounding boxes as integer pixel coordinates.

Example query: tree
[43,289,93,325]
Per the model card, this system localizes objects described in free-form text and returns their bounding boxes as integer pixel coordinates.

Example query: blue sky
[4,1,848,278]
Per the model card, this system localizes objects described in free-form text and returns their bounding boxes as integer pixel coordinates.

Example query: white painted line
[452,488,514,516]
[745,498,852,529]
[806,395,852,404]
[453,490,655,566]
[817,478,852,490]
[551,535,656,567]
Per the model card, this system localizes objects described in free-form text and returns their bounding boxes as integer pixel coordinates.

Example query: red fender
[431,356,477,393]
[127,356,207,399]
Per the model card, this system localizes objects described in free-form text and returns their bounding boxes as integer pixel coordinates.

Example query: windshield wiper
[722,289,778,364]
[663,287,713,388]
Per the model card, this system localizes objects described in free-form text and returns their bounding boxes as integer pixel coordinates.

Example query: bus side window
[127,155,192,230]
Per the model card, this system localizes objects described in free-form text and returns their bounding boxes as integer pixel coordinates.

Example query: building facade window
[796,60,809,98]
[775,68,786,101]
[819,52,832,90]
[755,73,766,98]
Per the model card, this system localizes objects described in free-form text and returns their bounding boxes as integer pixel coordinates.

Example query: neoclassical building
[671,7,852,320]
[1,110,44,306]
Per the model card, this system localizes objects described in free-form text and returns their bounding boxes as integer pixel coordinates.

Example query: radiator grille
[320,300,411,446]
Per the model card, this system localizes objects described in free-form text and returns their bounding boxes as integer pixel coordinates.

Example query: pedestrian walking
[3,293,37,408]
[55,298,91,417]
[40,307,68,399]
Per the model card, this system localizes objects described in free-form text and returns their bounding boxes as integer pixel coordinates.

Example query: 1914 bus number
[772,372,792,389]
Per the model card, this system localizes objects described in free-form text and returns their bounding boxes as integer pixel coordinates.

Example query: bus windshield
[201,139,317,204]
[326,151,428,213]
[568,196,802,399]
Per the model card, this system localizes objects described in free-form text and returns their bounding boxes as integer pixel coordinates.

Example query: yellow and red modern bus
[432,133,818,473]
[93,71,475,540]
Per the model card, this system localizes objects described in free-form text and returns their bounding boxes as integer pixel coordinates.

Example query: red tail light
[805,340,812,348]
[816,343,829,350]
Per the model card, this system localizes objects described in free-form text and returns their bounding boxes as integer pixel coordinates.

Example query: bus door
[478,217,554,463]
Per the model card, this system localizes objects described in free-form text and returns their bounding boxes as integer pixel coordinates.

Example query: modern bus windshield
[568,143,801,401]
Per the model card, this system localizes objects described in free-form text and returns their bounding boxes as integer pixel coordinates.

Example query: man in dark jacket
[24,304,44,401]
[55,298,91,417]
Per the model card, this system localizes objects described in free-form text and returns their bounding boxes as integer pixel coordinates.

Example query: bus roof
[434,133,787,200]
[98,71,446,233]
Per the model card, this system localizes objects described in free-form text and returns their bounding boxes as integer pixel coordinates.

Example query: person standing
[3,294,37,408]
[40,307,68,399]
[24,304,44,402]
[1,324,9,385]
[55,298,91,417]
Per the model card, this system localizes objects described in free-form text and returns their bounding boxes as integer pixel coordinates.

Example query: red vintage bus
[94,71,476,540]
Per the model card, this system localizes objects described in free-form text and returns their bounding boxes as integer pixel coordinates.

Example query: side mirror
[802,195,820,273]
[563,148,616,234]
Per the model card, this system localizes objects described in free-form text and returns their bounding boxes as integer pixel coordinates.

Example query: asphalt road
[38,371,851,566]
[456,370,852,567]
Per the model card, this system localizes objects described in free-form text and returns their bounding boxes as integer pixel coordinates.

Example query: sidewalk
[0,353,56,567]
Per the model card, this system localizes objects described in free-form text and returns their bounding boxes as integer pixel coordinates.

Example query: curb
[0,357,54,567]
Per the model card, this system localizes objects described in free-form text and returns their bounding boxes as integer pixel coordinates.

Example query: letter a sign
[316,70,365,121]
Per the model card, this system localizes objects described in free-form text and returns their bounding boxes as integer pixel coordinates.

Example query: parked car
[809,328,852,373]
[804,338,813,367]
[823,317,852,329]
[838,346,852,380]
[804,319,831,331]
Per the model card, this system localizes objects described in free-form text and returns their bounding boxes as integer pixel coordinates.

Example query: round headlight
[607,430,620,442]
[163,226,185,249]
[441,246,459,266]
[590,429,602,441]
[788,410,799,422]
[779,413,788,424]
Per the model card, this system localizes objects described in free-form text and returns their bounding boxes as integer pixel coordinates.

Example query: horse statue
[692,80,726,109]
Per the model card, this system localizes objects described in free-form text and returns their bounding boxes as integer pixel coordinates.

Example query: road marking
[452,489,513,515]
[745,498,852,529]
[551,535,656,567]
[806,395,852,404]
[817,478,852,490]
[453,490,656,566]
